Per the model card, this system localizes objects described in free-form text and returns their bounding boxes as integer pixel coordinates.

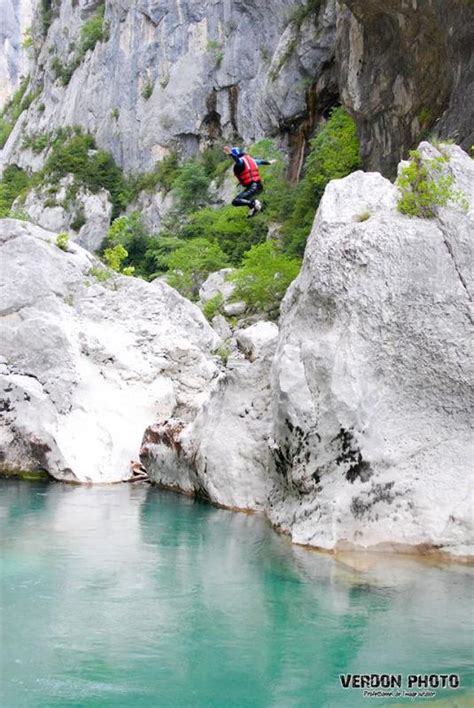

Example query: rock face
[0,218,219,482]
[14,176,112,252]
[2,0,472,184]
[0,0,34,109]
[2,0,338,176]
[269,143,473,557]
[141,320,278,510]
[1,143,473,559]
[337,0,474,176]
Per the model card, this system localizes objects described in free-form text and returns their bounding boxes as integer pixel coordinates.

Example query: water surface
[0,480,472,706]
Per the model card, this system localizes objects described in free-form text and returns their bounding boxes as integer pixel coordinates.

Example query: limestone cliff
[141,143,473,559]
[0,0,34,106]
[2,0,473,180]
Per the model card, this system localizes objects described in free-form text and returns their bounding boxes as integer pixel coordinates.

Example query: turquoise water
[0,481,472,707]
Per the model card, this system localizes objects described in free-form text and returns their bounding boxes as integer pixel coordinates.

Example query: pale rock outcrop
[268,143,474,557]
[0,218,219,482]
[2,0,338,176]
[14,176,113,252]
[141,320,278,510]
[0,0,34,109]
[199,268,235,305]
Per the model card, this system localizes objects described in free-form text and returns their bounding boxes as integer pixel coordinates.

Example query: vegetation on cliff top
[0,107,361,313]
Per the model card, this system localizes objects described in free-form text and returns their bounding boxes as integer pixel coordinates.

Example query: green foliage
[40,0,53,34]
[22,131,50,153]
[111,108,119,120]
[0,76,40,148]
[306,107,361,192]
[207,40,224,66]
[269,37,298,81]
[103,243,128,271]
[51,56,79,86]
[41,128,127,218]
[8,208,30,221]
[0,165,30,217]
[80,4,107,54]
[229,241,300,314]
[22,28,34,50]
[141,81,154,99]
[0,117,11,148]
[105,212,151,273]
[397,150,468,218]
[289,0,322,28]
[181,206,266,265]
[282,107,361,255]
[200,143,229,183]
[88,266,113,282]
[165,238,229,299]
[125,152,180,202]
[51,4,107,86]
[203,293,224,320]
[55,232,70,251]
[70,208,86,231]
[172,161,210,212]
[216,343,231,366]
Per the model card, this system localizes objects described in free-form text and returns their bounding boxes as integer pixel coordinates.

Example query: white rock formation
[268,143,474,558]
[0,218,219,482]
[13,176,113,252]
[0,0,34,109]
[199,268,235,304]
[141,321,278,510]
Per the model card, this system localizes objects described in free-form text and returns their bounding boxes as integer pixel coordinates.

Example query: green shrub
[70,208,86,231]
[102,244,135,276]
[0,165,31,217]
[125,152,180,201]
[22,132,50,153]
[182,205,266,265]
[104,212,153,272]
[22,29,34,50]
[41,0,53,34]
[141,81,154,99]
[0,76,40,147]
[289,0,322,28]
[80,4,107,54]
[0,117,11,148]
[41,128,127,218]
[56,232,70,251]
[51,56,79,86]
[8,208,30,221]
[282,107,361,255]
[88,266,113,282]
[216,343,231,365]
[207,40,224,66]
[397,150,468,218]
[165,238,229,299]
[229,241,300,314]
[200,143,229,183]
[172,161,210,212]
[203,293,224,320]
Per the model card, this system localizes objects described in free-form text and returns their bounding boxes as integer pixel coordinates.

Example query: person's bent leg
[232,183,259,207]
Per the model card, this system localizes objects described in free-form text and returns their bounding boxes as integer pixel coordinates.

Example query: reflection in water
[0,481,472,707]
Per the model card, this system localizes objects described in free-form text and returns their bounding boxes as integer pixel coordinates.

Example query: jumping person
[223,145,275,218]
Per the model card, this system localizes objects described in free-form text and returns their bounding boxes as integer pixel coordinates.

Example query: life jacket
[236,155,261,186]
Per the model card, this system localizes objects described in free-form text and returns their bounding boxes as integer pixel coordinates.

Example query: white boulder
[199,268,235,304]
[141,322,278,510]
[268,144,474,558]
[0,218,219,483]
